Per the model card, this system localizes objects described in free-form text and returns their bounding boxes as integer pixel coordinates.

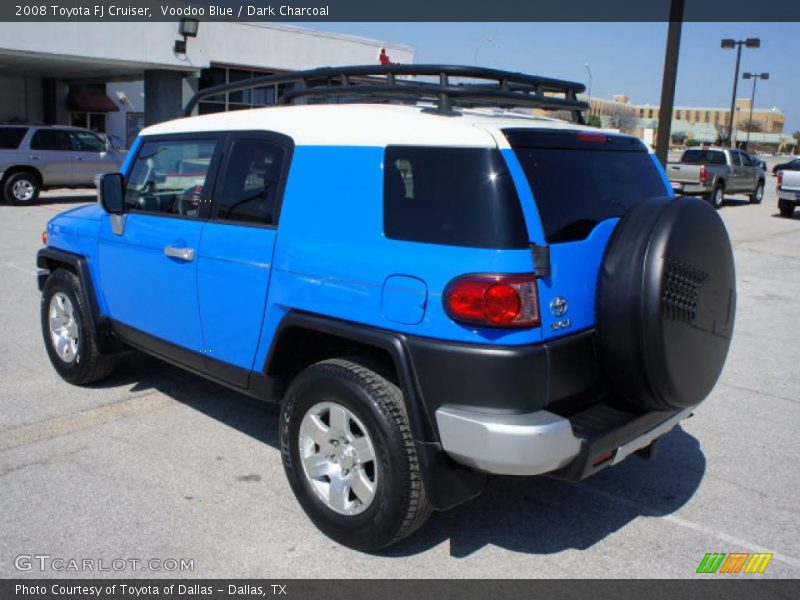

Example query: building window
[126,112,145,148]
[70,112,106,133]
[676,110,681,120]
[648,109,653,118]
[198,66,278,115]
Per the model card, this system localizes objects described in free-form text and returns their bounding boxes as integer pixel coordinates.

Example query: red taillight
[444,274,540,328]
[699,165,707,183]
[578,132,607,143]
[778,172,783,187]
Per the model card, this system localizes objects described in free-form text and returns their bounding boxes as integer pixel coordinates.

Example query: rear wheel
[779,200,795,218]
[750,182,764,204]
[4,171,40,205]
[708,183,725,209]
[280,358,432,551]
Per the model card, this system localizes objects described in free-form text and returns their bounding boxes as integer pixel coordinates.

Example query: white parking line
[4,262,36,276]
[579,482,800,570]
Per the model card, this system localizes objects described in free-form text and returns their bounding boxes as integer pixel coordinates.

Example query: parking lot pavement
[1,180,798,579]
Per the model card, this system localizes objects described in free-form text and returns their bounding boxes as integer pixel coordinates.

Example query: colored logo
[696,552,773,574]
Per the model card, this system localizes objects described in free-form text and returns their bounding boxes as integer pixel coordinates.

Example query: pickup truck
[777,170,800,218]
[667,147,765,209]
[0,124,123,205]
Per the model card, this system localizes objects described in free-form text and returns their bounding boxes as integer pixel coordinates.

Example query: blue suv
[37,66,736,550]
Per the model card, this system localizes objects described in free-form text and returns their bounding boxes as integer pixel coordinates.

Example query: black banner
[2,0,800,22]
[2,580,800,600]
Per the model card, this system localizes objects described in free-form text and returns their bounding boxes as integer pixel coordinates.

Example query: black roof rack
[183,64,588,122]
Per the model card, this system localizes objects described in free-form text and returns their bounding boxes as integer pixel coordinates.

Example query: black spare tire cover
[596,196,736,411]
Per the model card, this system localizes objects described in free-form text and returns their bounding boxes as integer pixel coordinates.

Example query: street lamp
[474,37,494,66]
[174,18,200,55]
[742,72,769,148]
[721,37,760,147]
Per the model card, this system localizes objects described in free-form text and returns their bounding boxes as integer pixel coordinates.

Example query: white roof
[141,104,593,148]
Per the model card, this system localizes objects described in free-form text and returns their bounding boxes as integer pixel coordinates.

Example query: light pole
[721,37,760,148]
[742,72,769,148]
[584,63,592,101]
[474,37,494,66]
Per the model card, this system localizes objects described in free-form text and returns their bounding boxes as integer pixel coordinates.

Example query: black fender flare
[36,247,121,354]
[264,311,486,509]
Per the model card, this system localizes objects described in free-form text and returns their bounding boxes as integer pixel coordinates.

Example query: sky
[295,22,800,133]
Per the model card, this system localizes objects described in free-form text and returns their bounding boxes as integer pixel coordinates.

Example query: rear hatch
[503,128,670,341]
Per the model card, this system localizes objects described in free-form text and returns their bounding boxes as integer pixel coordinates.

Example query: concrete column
[144,69,185,126]
[42,78,68,125]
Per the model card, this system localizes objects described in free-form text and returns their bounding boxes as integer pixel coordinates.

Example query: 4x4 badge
[550,296,568,317]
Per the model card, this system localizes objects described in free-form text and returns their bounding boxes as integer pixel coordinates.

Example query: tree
[740,119,763,133]
[605,106,638,133]
[671,131,688,146]
[586,114,602,128]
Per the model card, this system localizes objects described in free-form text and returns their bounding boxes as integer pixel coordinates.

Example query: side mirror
[96,173,124,214]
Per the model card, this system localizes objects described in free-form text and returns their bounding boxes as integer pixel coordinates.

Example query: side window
[124,138,217,218]
[71,131,106,153]
[0,127,28,149]
[383,146,528,249]
[215,139,285,225]
[30,129,73,151]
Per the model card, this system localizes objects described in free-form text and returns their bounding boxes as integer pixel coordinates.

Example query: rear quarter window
[383,146,528,249]
[0,127,27,149]
[505,129,667,243]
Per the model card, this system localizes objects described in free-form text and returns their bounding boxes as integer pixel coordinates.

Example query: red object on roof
[67,92,120,113]
[379,48,393,65]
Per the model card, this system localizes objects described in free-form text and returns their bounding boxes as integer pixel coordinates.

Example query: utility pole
[655,0,684,167]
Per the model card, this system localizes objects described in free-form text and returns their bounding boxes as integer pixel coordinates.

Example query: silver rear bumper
[435,405,692,476]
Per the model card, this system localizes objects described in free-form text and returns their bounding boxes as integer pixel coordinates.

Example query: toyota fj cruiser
[36,65,736,551]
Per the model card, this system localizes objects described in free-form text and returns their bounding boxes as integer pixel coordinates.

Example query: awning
[67,92,119,113]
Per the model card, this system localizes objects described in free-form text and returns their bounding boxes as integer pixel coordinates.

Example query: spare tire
[596,196,736,411]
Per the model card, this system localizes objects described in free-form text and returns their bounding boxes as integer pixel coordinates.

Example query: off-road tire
[280,357,432,551]
[40,268,116,384]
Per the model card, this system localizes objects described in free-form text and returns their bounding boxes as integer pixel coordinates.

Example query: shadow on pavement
[96,352,706,559]
[36,192,96,205]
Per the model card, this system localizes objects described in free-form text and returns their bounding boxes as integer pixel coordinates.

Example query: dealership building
[0,22,413,146]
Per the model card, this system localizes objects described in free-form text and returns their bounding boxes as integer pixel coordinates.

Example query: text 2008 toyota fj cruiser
[37,66,736,550]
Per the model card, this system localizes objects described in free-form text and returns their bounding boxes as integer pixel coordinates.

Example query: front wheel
[40,269,116,385]
[750,182,764,204]
[280,358,432,551]
[4,171,40,205]
[708,184,725,210]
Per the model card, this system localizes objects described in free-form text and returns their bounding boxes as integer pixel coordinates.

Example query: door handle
[164,246,195,261]
[30,154,39,160]
[75,155,83,161]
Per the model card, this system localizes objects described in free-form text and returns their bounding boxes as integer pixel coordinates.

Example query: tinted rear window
[383,146,527,249]
[0,127,27,149]
[681,149,726,165]
[506,129,667,243]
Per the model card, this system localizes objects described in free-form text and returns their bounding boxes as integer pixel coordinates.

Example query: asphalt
[1,168,798,579]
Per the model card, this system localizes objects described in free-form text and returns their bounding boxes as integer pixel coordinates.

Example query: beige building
[588,95,785,135]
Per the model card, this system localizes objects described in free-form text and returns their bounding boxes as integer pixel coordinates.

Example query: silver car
[0,125,124,205]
